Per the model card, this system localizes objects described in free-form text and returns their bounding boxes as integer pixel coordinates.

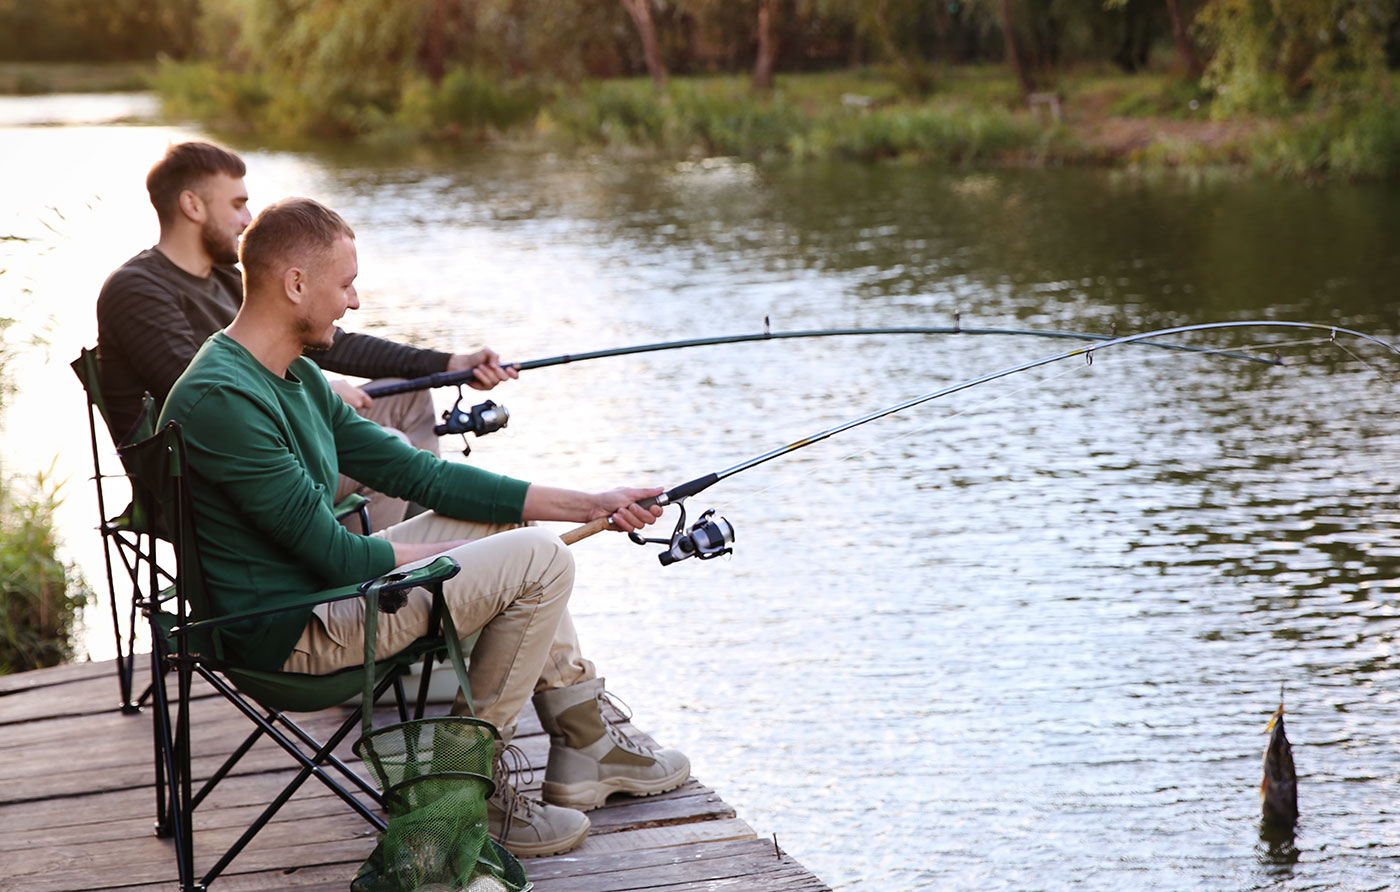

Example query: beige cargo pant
[280,513,597,731]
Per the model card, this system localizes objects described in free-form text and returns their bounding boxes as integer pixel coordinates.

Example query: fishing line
[714,335,1281,513]
[713,351,1100,513]
[559,320,1400,565]
[1325,340,1390,378]
[1232,335,1394,378]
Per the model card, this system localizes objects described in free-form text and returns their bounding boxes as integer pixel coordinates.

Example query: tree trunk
[620,0,667,91]
[999,0,1034,98]
[753,0,778,90]
[420,0,448,85]
[1163,0,1201,78]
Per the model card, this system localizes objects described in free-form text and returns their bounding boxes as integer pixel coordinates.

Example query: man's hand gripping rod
[560,474,736,565]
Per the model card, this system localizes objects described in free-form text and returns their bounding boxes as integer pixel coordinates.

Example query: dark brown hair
[239,197,355,292]
[145,141,247,226]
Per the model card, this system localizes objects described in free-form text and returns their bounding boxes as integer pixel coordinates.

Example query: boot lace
[490,742,541,844]
[597,690,657,755]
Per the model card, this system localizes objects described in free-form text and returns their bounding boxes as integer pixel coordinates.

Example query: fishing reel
[629,500,735,566]
[435,388,509,455]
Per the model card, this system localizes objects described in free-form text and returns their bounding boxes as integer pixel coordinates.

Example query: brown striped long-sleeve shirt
[95,248,451,442]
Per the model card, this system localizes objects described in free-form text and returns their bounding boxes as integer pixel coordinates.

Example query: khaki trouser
[280,513,596,730]
[334,383,440,533]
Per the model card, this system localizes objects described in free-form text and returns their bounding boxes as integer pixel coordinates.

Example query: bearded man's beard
[201,220,240,265]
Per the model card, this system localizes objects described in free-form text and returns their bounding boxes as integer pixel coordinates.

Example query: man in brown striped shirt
[96,141,514,530]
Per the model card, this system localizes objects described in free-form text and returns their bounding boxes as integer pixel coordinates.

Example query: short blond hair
[239,197,355,293]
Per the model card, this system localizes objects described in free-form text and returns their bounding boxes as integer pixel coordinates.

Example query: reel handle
[560,495,660,546]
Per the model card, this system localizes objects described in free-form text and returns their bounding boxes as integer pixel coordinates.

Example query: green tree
[1198,0,1395,114]
[0,0,198,61]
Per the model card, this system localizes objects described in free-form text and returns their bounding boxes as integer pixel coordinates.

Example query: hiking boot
[532,677,691,811]
[486,737,590,858]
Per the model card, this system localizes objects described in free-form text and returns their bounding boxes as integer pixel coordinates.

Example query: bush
[0,319,91,674]
[555,80,669,147]
[1251,106,1400,179]
[155,61,272,134]
[0,465,91,673]
[667,81,808,158]
[836,103,1038,163]
[396,68,545,139]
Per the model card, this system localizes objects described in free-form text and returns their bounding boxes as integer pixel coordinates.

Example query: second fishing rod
[363,320,1278,446]
[555,320,1400,565]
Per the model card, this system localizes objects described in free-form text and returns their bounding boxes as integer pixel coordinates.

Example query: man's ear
[283,266,306,304]
[177,189,204,223]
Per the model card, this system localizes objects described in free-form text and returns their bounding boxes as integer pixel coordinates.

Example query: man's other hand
[329,378,373,409]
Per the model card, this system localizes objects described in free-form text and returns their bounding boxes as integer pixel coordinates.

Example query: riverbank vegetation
[0,62,155,95]
[6,0,1400,178]
[0,322,90,674]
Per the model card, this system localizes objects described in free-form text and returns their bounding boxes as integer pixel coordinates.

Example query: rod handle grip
[560,495,660,546]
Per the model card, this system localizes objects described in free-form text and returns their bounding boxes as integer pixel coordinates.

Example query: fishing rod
[366,320,1278,448]
[364,320,1274,399]
[559,320,1400,563]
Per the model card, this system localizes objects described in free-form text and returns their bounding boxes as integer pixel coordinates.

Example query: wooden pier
[0,658,829,891]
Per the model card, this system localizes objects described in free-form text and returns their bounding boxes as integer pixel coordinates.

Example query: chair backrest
[72,347,115,439]
[72,347,158,448]
[73,348,161,532]
[116,418,220,657]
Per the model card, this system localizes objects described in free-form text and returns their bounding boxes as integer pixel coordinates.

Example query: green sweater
[158,333,531,670]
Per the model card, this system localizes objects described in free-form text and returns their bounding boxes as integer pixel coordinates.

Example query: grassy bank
[8,58,1392,177]
[0,61,156,95]
[137,62,1400,179]
[533,72,1071,166]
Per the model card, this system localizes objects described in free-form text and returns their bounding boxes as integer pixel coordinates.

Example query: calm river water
[3,94,1399,891]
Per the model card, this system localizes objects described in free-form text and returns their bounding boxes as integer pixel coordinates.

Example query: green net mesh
[352,717,531,892]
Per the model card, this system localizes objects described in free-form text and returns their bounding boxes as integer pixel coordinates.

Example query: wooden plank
[526,838,825,891]
[110,863,365,892]
[0,659,831,892]
[563,818,758,854]
[586,782,737,833]
[0,657,114,693]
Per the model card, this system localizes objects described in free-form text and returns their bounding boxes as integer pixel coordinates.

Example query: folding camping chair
[72,347,372,713]
[118,416,473,891]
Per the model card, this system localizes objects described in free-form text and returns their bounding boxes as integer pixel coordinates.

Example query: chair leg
[394,671,410,723]
[101,529,141,714]
[151,645,200,890]
[178,658,202,891]
[150,644,172,838]
[193,668,395,888]
[413,656,434,720]
[190,722,268,811]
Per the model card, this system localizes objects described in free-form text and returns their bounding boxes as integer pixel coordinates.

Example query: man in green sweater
[159,196,690,858]
[98,140,514,531]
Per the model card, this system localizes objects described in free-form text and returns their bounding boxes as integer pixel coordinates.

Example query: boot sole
[542,761,691,812]
[498,813,591,859]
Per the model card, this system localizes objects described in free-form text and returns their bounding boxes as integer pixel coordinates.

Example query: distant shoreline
[5,61,1391,180]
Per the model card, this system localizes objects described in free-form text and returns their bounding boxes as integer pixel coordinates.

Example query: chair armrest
[174,556,461,637]
[333,492,370,519]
